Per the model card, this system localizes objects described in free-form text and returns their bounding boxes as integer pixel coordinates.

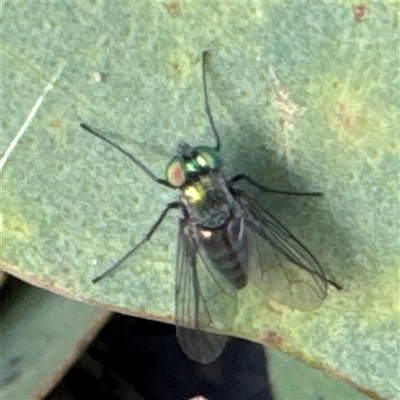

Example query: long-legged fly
[80,51,341,364]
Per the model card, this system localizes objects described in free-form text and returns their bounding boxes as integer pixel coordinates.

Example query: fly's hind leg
[229,173,323,196]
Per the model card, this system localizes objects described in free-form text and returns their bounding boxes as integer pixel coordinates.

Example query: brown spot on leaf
[164,2,180,17]
[333,102,358,130]
[47,118,62,128]
[262,331,282,347]
[352,4,367,23]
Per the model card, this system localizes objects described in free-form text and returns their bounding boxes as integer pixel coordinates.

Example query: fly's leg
[229,173,323,196]
[92,202,187,283]
[202,51,221,152]
[80,123,173,189]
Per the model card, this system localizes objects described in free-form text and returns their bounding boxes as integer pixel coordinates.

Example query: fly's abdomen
[199,218,248,290]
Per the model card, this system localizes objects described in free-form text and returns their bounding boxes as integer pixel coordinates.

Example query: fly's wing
[240,196,334,311]
[175,219,237,364]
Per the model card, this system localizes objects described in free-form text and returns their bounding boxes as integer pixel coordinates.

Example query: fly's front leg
[92,201,187,283]
[229,173,323,196]
[202,50,221,152]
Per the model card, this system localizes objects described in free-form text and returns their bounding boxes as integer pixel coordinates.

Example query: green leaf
[2,2,398,398]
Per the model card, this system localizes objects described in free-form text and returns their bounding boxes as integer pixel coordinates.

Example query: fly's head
[165,143,223,203]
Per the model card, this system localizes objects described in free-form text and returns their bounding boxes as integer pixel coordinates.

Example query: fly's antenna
[202,51,221,152]
[79,123,173,188]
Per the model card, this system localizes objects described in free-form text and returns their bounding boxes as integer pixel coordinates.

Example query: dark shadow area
[46,314,274,400]
[217,119,354,286]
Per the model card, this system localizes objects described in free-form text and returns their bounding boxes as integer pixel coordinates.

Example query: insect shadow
[80,51,341,364]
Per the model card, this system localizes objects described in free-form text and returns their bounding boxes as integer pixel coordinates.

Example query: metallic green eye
[166,159,185,187]
[196,146,223,169]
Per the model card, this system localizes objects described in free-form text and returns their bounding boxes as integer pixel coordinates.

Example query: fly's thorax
[165,145,223,188]
[182,181,206,205]
[180,173,235,230]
